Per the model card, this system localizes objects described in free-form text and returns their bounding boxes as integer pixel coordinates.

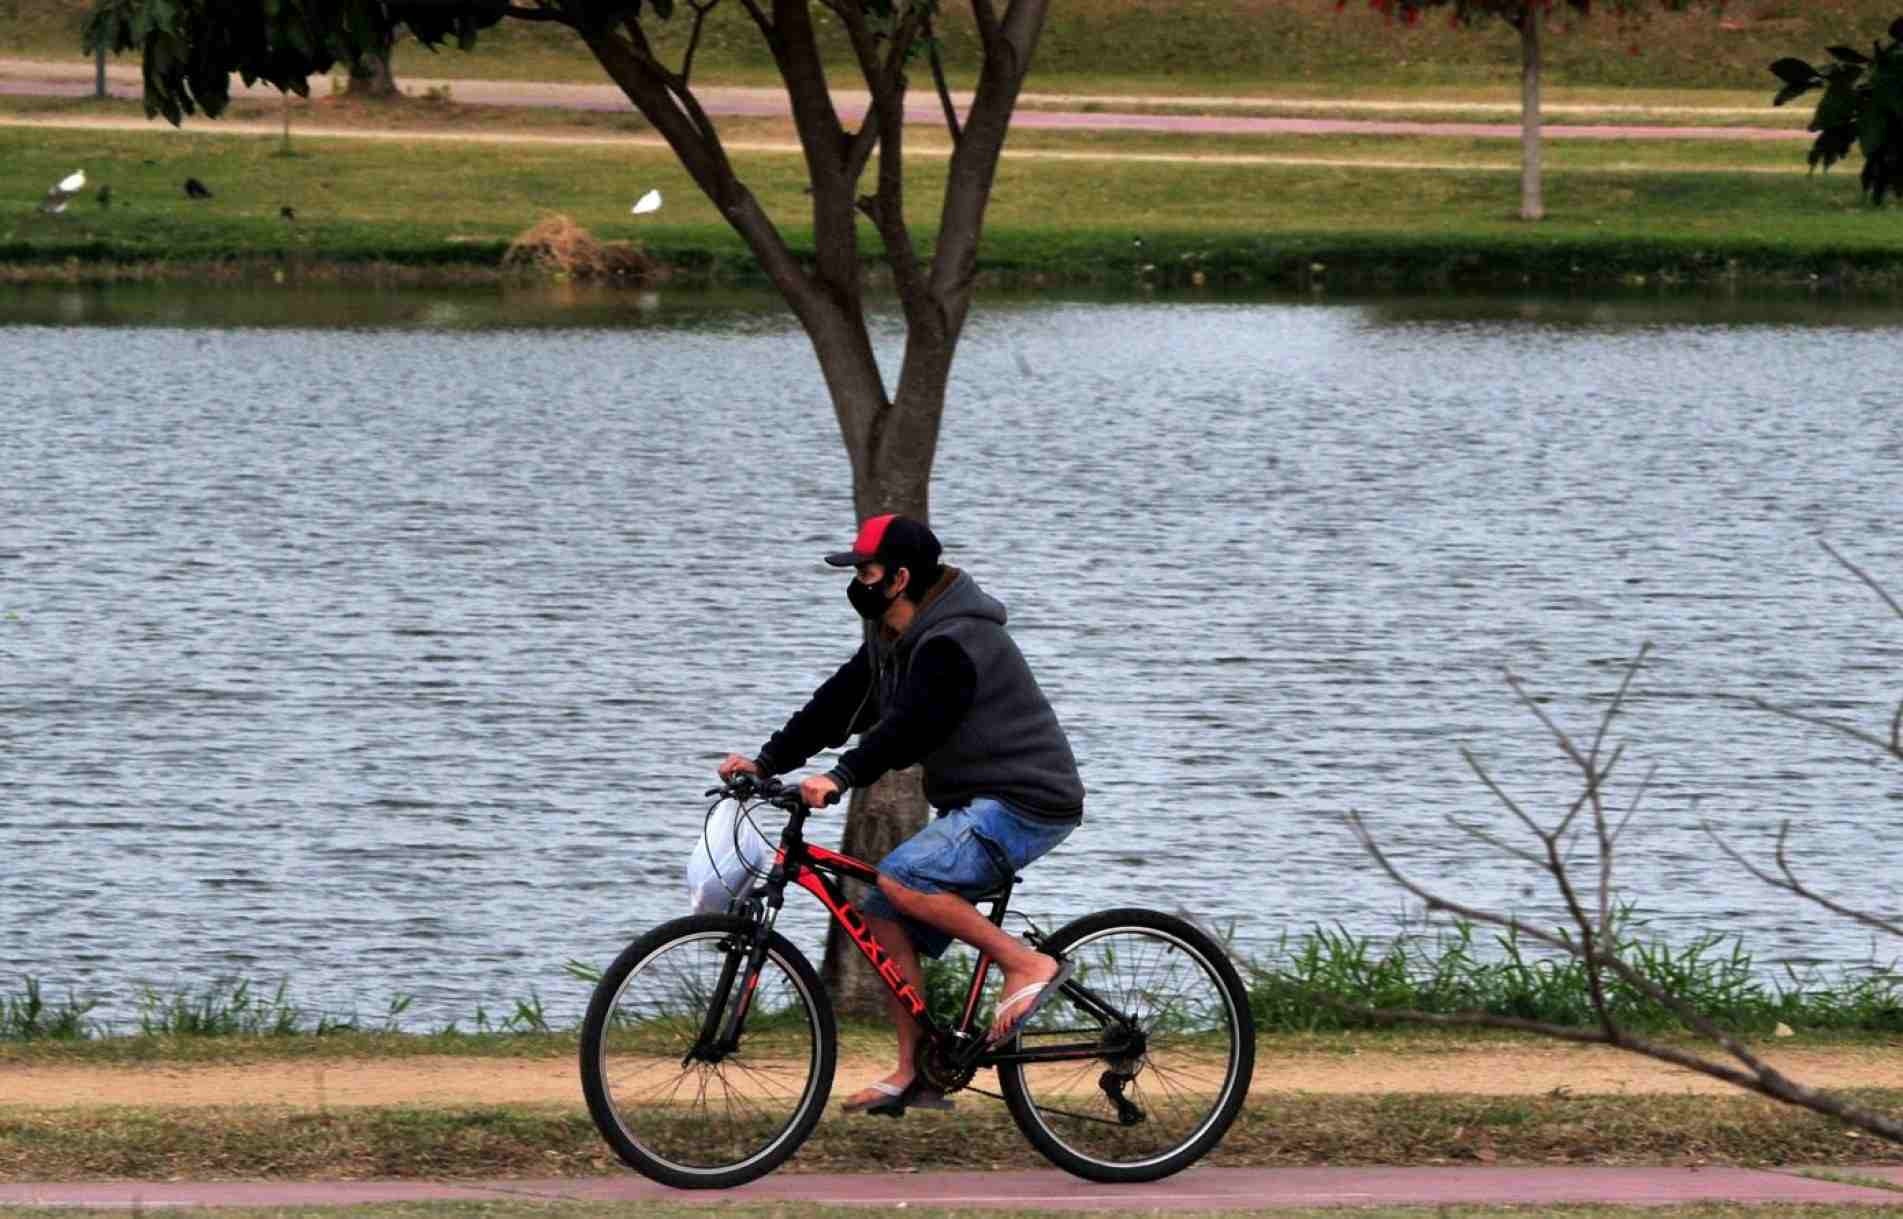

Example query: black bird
[183,177,212,199]
[96,184,112,209]
[279,205,296,221]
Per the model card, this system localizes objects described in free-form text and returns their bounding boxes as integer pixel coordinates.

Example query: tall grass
[0,977,98,1040]
[6,911,1900,1044]
[1245,910,1903,1036]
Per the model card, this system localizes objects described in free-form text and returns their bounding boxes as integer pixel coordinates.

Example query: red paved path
[3,1166,1902,1210]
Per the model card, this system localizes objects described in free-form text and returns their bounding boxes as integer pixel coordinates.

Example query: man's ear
[888,565,911,598]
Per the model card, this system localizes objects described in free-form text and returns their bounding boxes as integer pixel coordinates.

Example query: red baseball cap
[824,513,944,569]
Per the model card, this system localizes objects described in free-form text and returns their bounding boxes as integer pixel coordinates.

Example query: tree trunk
[348,31,398,99]
[817,371,952,1017]
[1518,1,1545,222]
[822,766,930,1015]
[568,7,1026,1017]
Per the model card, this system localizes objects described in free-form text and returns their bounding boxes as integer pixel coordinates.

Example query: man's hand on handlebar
[711,760,841,810]
[800,775,842,809]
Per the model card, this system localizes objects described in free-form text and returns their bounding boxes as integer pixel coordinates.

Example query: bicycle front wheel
[998,907,1254,1183]
[579,912,836,1189]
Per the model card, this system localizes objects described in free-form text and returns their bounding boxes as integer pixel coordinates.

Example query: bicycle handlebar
[703,772,840,811]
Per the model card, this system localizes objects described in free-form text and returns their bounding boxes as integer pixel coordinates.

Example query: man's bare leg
[841,912,930,1108]
[876,876,1059,1042]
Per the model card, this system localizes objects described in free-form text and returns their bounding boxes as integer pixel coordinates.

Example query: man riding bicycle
[718,513,1085,1116]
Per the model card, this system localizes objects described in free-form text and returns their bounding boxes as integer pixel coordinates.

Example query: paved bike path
[4,1166,1903,1210]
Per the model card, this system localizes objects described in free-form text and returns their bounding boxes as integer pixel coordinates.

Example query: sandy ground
[6,1042,1902,1108]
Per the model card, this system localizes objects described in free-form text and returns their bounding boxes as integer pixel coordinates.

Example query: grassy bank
[7,908,1901,1052]
[11,0,1903,93]
[4,123,1900,289]
[2,1090,1901,1180]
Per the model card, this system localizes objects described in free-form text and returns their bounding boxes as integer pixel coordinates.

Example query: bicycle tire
[997,907,1254,1183]
[580,912,836,1189]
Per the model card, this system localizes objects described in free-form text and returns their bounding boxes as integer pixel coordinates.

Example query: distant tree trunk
[348,30,398,99]
[1519,1,1545,221]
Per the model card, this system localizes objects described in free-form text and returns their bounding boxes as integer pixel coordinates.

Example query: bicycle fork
[687,893,783,1064]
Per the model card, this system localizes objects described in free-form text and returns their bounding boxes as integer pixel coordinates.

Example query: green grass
[5,905,1901,1059]
[1245,913,1903,1036]
[4,123,1900,288]
[14,0,1903,95]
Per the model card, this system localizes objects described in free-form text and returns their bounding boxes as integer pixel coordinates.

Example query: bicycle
[579,773,1255,1189]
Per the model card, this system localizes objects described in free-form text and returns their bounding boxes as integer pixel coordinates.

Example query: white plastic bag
[686,801,774,913]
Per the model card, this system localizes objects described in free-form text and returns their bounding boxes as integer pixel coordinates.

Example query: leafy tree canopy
[1771,16,1903,204]
[81,2,667,124]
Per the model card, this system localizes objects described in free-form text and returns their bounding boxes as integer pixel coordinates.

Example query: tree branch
[1444,816,1551,872]
[1347,807,1903,1141]
[925,13,963,145]
[680,0,721,86]
[1823,538,1903,625]
[1702,818,1903,941]
[835,0,931,323]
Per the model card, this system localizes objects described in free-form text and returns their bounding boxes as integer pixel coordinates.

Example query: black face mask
[846,574,896,621]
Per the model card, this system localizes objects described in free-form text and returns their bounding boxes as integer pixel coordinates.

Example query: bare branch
[1553,741,1623,845]
[1349,807,1810,1096]
[735,0,773,35]
[1590,644,1650,772]
[680,0,721,86]
[1815,538,1903,757]
[1445,816,1551,872]
[925,13,963,145]
[1588,646,1649,933]
[1822,538,1903,625]
[1460,747,1545,842]
[1608,760,1657,845]
[1341,1003,1903,1141]
[1704,818,1903,941]
[1739,695,1895,755]
[1505,668,1590,771]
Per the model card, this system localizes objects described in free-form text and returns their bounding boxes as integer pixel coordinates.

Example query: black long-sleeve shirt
[754,636,978,793]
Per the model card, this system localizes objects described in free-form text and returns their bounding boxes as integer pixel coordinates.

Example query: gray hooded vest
[873,569,1085,822]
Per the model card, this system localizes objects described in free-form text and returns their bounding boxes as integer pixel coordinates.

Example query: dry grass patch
[501,214,658,281]
[4,1091,1903,1181]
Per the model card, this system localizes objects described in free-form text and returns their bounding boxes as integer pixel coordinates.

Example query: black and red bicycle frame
[699,793,1138,1074]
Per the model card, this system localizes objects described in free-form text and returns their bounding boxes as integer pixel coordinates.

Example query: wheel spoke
[1001,917,1250,1178]
[583,924,828,1182]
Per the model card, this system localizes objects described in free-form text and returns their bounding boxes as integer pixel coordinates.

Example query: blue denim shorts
[859,796,1076,959]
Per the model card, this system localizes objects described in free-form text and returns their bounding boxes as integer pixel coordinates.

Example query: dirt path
[7,1042,1902,1108]
[0,56,1804,143]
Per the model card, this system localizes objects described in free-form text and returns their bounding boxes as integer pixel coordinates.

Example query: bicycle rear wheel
[579,912,835,1189]
[998,907,1254,1182]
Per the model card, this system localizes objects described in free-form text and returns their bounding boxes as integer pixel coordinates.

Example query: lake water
[3,281,1901,1031]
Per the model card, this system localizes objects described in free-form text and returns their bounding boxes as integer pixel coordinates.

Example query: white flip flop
[988,957,1078,1046]
[841,1078,956,1117]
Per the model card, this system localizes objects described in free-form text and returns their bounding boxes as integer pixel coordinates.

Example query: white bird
[631,188,662,216]
[39,169,85,215]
